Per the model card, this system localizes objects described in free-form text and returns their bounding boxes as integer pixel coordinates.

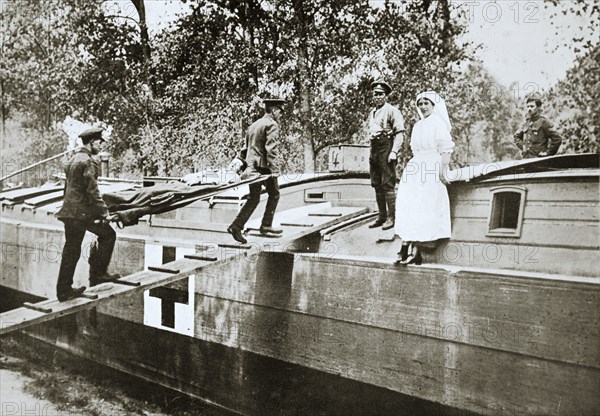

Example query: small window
[487,186,526,237]
[304,190,341,202]
[162,245,176,264]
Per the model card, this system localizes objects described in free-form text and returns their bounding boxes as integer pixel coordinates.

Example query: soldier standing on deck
[55,127,119,302]
[227,98,286,245]
[514,92,562,158]
[367,79,405,230]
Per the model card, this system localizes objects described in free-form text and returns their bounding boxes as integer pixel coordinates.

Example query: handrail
[0,147,81,182]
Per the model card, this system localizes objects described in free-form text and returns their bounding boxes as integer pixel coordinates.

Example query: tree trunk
[0,79,5,136]
[298,51,315,172]
[131,0,154,97]
[293,0,315,172]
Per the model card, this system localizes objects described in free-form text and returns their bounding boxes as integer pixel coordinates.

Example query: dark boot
[369,190,387,228]
[90,272,122,286]
[382,191,396,230]
[260,225,283,235]
[227,224,248,244]
[399,244,422,265]
[394,244,410,264]
[57,286,86,302]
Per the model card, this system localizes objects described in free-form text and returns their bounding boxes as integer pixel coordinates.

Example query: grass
[0,334,232,416]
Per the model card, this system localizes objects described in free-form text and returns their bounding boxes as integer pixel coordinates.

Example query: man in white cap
[367,79,405,230]
[55,127,119,301]
[227,98,286,244]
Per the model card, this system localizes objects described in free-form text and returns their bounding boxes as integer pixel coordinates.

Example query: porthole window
[486,186,526,237]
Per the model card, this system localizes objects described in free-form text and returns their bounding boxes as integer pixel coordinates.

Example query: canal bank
[0,333,234,416]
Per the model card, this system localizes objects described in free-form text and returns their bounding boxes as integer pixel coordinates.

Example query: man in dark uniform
[227,98,285,244]
[55,127,119,301]
[367,79,405,230]
[514,92,562,158]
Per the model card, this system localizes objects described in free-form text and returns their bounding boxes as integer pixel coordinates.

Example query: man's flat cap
[263,98,286,107]
[371,79,392,95]
[526,91,543,103]
[79,127,105,141]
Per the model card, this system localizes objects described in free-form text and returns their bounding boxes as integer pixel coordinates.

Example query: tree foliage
[545,43,599,154]
[446,62,520,165]
[543,1,599,154]
[3,0,596,183]
[1,0,151,170]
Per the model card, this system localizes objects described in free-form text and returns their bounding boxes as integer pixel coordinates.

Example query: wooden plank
[184,254,218,262]
[452,199,599,222]
[439,240,600,278]
[450,217,599,248]
[245,231,283,238]
[23,302,52,313]
[110,279,142,287]
[79,292,99,300]
[148,266,181,274]
[0,185,63,202]
[280,222,314,227]
[452,180,598,202]
[0,258,202,336]
[218,243,252,250]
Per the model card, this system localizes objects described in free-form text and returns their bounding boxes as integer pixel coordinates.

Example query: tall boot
[368,190,387,228]
[382,191,396,230]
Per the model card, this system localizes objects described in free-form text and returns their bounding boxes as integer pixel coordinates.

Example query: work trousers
[369,136,397,192]
[57,218,116,295]
[232,169,280,230]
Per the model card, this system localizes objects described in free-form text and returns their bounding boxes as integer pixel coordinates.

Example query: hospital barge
[1,150,598,415]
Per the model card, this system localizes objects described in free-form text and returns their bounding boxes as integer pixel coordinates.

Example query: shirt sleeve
[542,119,562,155]
[514,130,524,148]
[389,107,406,133]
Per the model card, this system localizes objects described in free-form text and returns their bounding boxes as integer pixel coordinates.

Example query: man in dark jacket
[227,98,285,244]
[514,92,562,158]
[55,127,119,301]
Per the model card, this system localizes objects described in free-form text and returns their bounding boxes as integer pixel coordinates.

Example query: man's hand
[538,151,548,157]
[227,158,245,175]
[388,151,397,162]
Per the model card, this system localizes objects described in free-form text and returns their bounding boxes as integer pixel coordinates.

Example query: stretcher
[104,174,270,228]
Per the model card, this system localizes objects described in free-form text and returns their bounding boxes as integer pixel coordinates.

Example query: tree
[1,0,154,174]
[543,1,599,154]
[446,62,520,166]
[142,0,470,174]
[545,44,599,154]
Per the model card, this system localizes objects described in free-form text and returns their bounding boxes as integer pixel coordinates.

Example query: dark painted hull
[27,312,476,416]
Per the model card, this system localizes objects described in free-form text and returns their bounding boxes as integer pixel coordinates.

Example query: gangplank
[0,203,368,336]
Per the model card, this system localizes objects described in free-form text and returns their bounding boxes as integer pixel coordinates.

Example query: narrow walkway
[0,203,367,336]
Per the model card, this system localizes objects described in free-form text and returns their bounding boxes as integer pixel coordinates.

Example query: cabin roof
[449,153,599,183]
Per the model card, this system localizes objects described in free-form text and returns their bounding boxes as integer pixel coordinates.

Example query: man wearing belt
[367,79,405,230]
[55,127,119,302]
[227,98,285,244]
[514,92,562,158]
